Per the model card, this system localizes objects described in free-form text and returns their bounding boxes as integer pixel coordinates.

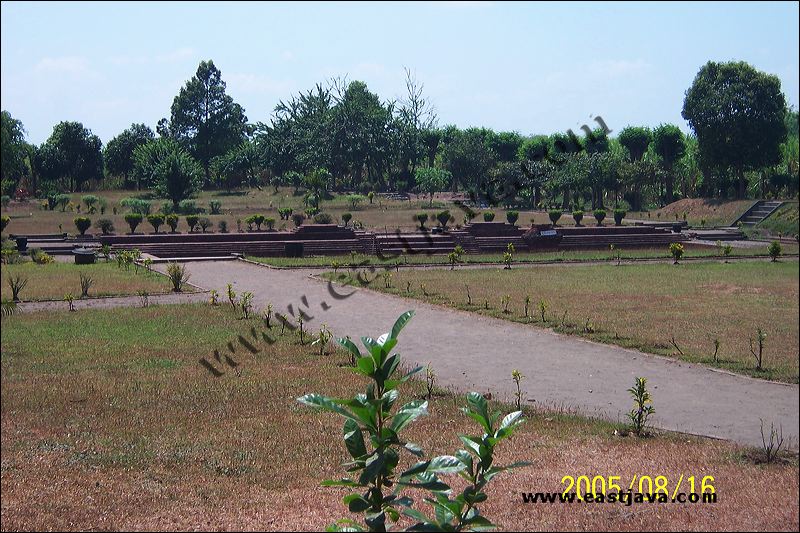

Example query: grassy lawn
[756,201,800,239]
[247,242,799,268]
[0,260,177,301]
[328,260,799,383]
[1,304,797,531]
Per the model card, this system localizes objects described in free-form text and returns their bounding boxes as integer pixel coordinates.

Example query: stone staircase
[734,200,784,226]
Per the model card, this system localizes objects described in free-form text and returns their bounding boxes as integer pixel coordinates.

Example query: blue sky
[2,1,798,145]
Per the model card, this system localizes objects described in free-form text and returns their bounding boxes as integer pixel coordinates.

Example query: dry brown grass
[629,198,754,227]
[0,260,175,301]
[337,260,800,382]
[1,304,797,531]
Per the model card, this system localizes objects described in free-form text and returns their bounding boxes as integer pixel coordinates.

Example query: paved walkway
[169,260,798,449]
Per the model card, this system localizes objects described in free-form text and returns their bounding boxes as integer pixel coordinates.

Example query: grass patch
[0,260,177,301]
[327,260,799,383]
[757,201,799,238]
[1,304,797,530]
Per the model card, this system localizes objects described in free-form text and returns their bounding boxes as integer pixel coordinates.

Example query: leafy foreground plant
[298,310,528,532]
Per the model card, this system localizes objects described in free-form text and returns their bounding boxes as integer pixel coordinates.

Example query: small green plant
[382,271,393,288]
[209,199,222,214]
[749,328,767,370]
[572,210,584,226]
[759,419,786,464]
[425,362,437,400]
[147,214,165,233]
[0,215,10,234]
[484,298,490,310]
[292,213,305,227]
[341,213,353,227]
[1,299,18,317]
[143,257,153,273]
[73,216,92,236]
[593,209,606,226]
[548,209,562,225]
[209,289,219,306]
[263,303,273,328]
[627,376,655,437]
[297,314,305,344]
[512,369,524,411]
[198,217,213,233]
[483,211,496,222]
[613,208,626,226]
[406,281,412,294]
[100,244,111,262]
[448,245,464,270]
[723,244,733,261]
[95,218,114,235]
[768,241,782,262]
[538,299,548,322]
[167,262,189,292]
[436,209,452,229]
[240,291,254,319]
[124,213,143,234]
[314,212,334,224]
[265,217,276,231]
[311,323,333,355]
[669,242,684,264]
[506,210,519,225]
[79,272,94,298]
[30,248,54,264]
[421,283,428,296]
[186,215,199,232]
[138,289,150,308]
[64,293,76,312]
[166,214,179,232]
[465,284,472,305]
[609,243,622,266]
[523,295,530,318]
[712,337,720,363]
[414,212,428,230]
[226,283,237,309]
[501,294,511,313]
[298,311,528,532]
[502,251,513,269]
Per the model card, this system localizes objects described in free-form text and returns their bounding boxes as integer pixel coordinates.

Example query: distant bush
[265,217,276,230]
[73,216,92,236]
[218,220,228,233]
[506,210,519,225]
[278,207,293,220]
[30,247,54,264]
[594,209,607,226]
[186,215,199,232]
[167,262,190,292]
[483,211,495,222]
[209,200,222,215]
[669,242,684,264]
[124,213,143,234]
[768,241,782,262]
[120,197,151,215]
[614,208,627,226]
[94,218,114,235]
[178,199,202,215]
[1,195,10,208]
[147,214,165,233]
[166,213,179,233]
[81,195,100,213]
[436,210,452,229]
[548,209,562,225]
[341,212,352,227]
[414,212,429,230]
[572,210,584,226]
[198,217,213,232]
[313,213,333,224]
[292,213,305,227]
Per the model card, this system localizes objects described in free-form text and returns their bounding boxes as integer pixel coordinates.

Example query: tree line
[2,59,798,210]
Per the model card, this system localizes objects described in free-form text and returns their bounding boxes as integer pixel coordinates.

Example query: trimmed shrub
[167,262,189,292]
[178,199,201,215]
[147,214,165,233]
[120,197,151,215]
[613,208,626,226]
[436,210,451,229]
[506,210,519,225]
[414,212,429,230]
[209,200,222,215]
[313,213,333,224]
[166,213,179,233]
[341,212,353,227]
[198,217,213,233]
[292,213,305,227]
[186,215,199,232]
[768,241,782,262]
[218,220,228,233]
[82,195,100,213]
[94,218,114,235]
[278,207,293,220]
[74,216,92,236]
[265,217,276,230]
[483,211,495,222]
[124,213,143,234]
[572,210,584,226]
[594,209,607,226]
[548,209,562,225]
[1,215,11,233]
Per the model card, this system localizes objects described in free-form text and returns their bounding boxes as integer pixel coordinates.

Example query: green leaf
[427,455,466,474]
[465,392,492,433]
[337,337,362,359]
[343,419,367,460]
[459,435,481,456]
[404,442,424,457]
[321,478,362,488]
[499,411,523,431]
[390,400,428,433]
[390,310,415,340]
[298,394,358,422]
[343,493,371,513]
[356,356,375,376]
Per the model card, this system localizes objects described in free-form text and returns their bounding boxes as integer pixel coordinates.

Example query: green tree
[37,121,103,192]
[1,110,28,195]
[103,123,155,189]
[415,167,451,206]
[165,60,249,183]
[652,124,685,204]
[617,126,652,163]
[441,127,496,197]
[146,143,204,207]
[682,61,788,199]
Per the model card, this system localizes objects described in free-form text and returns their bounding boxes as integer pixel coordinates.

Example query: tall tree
[441,128,496,197]
[652,124,685,204]
[165,60,248,183]
[104,123,155,189]
[415,166,451,206]
[37,121,103,192]
[617,126,652,162]
[1,110,28,195]
[137,140,204,207]
[682,61,787,199]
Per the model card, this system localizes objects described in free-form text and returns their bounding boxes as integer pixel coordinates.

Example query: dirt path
[173,260,798,449]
